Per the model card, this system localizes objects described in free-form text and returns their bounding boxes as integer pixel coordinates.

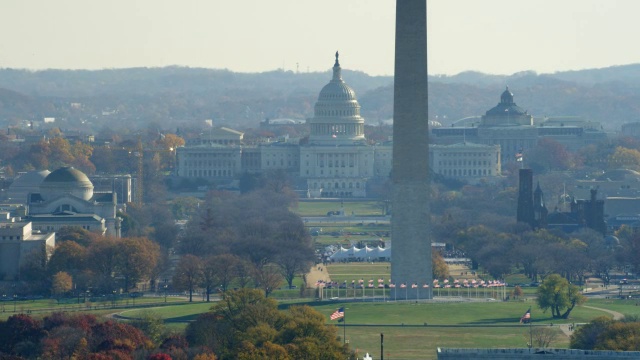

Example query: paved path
[557,305,625,337]
[582,305,624,320]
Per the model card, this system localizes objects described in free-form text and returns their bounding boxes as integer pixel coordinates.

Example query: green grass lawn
[121,302,214,322]
[586,298,640,318]
[306,301,613,359]
[345,326,566,360]
[0,296,185,320]
[312,301,606,326]
[120,299,614,360]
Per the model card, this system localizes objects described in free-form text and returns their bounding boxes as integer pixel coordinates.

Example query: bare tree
[530,326,557,348]
[252,262,283,298]
[173,255,203,302]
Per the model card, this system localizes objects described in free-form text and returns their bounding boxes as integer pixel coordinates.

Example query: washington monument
[390,0,432,299]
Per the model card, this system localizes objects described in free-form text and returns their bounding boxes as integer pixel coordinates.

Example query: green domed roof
[43,167,91,184]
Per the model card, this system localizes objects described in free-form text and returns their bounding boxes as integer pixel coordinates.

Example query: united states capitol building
[176,53,503,197]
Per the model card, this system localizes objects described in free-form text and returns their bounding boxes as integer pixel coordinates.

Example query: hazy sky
[1,0,639,76]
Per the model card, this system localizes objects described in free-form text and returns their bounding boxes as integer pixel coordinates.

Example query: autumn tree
[0,314,46,358]
[570,316,617,350]
[527,138,575,173]
[173,254,203,302]
[432,250,449,280]
[252,263,283,298]
[186,289,351,360]
[608,146,640,170]
[48,241,87,278]
[211,254,241,292]
[129,310,167,346]
[56,226,95,246]
[119,237,161,291]
[86,237,121,292]
[201,255,221,302]
[513,285,524,300]
[536,274,586,319]
[276,243,315,290]
[279,305,351,359]
[51,271,73,297]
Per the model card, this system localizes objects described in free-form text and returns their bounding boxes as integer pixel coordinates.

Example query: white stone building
[0,215,55,280]
[174,53,506,196]
[26,167,122,237]
[430,142,502,184]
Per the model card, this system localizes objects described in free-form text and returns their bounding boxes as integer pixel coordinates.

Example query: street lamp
[12,284,17,313]
[163,279,168,303]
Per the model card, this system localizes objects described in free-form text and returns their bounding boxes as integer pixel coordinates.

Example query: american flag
[423,284,429,288]
[331,307,345,320]
[515,149,524,162]
[520,308,531,323]
[400,283,407,288]
[389,283,396,288]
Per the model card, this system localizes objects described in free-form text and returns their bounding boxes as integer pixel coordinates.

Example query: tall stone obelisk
[391,0,431,299]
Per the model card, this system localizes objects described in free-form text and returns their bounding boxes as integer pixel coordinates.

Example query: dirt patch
[306,264,332,288]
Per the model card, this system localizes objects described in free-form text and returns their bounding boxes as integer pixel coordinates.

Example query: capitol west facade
[176,54,503,196]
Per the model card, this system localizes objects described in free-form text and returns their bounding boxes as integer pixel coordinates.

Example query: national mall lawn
[119,298,633,360]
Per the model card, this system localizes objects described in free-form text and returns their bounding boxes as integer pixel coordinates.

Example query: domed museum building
[25,167,122,237]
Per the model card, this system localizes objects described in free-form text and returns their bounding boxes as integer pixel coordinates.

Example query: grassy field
[343,326,563,360]
[0,295,185,320]
[120,300,620,360]
[587,298,640,318]
[294,200,385,217]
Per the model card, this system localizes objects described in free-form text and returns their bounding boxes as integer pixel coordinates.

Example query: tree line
[173,186,316,300]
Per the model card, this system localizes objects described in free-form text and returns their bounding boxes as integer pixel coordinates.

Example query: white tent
[328,245,391,261]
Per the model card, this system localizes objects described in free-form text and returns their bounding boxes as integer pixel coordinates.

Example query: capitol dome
[307,52,366,145]
[40,166,94,201]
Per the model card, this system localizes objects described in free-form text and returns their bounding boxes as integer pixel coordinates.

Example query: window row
[440,168,492,176]
[312,182,361,189]
[187,169,232,177]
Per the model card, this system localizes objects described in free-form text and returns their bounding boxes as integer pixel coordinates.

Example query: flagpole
[343,305,346,345]
[529,314,533,352]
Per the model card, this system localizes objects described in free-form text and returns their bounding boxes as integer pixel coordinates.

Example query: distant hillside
[0,64,639,133]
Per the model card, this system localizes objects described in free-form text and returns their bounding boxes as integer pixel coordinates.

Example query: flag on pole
[520,307,531,323]
[331,307,345,320]
[515,148,524,162]
[411,283,418,289]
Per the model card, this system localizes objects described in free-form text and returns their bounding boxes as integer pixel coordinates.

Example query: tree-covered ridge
[1,64,640,132]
